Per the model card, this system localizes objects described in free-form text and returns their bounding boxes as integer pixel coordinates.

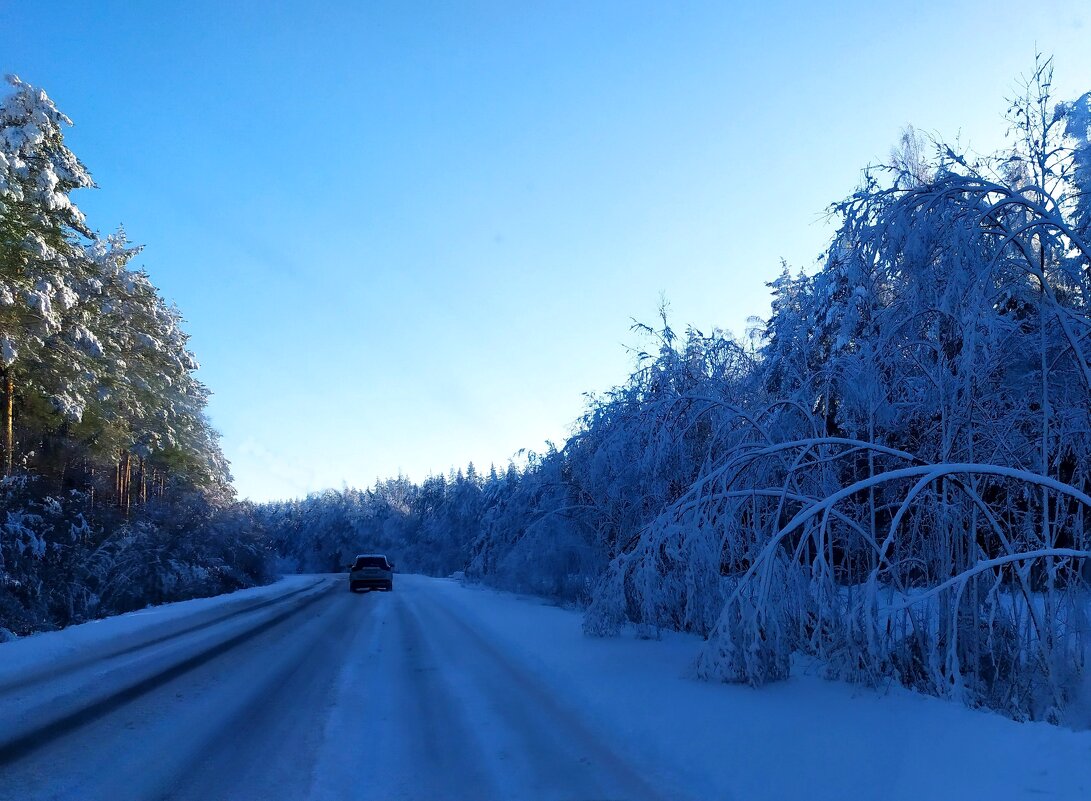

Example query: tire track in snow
[0,579,326,697]
[0,582,335,766]
[408,582,671,801]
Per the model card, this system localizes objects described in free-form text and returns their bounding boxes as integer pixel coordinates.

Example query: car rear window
[353,557,388,570]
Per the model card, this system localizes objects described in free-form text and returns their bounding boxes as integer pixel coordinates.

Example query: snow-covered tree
[0,78,262,636]
[0,75,96,474]
[256,60,1091,726]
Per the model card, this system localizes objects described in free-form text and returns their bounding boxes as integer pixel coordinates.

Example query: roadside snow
[0,575,320,689]
[2,574,1087,800]
[428,577,1091,801]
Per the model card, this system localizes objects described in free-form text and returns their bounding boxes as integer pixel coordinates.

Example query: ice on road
[1,574,1089,801]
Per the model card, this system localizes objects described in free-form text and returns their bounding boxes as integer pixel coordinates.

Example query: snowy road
[0,576,666,801]
[2,574,1090,801]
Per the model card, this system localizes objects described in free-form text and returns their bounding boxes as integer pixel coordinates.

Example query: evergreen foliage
[0,76,273,635]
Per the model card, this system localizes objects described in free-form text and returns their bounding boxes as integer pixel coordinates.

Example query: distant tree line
[262,60,1091,725]
[0,76,272,636]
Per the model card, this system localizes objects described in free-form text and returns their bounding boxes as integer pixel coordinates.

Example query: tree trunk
[123,453,132,515]
[2,369,13,476]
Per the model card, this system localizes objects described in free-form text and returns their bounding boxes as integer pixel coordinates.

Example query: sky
[3,1,1091,501]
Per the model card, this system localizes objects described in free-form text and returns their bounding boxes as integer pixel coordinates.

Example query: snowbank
[426,577,1091,801]
[0,574,322,690]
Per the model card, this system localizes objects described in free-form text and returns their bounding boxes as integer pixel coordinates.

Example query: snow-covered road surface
[0,575,662,801]
[1,574,1089,801]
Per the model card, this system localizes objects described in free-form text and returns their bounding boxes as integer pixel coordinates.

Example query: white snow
[415,577,1091,801]
[0,574,319,689]
[1,574,1088,800]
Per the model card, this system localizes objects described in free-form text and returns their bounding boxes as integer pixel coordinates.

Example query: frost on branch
[584,63,1091,724]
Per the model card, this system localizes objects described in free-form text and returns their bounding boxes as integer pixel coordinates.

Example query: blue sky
[4,1,1090,500]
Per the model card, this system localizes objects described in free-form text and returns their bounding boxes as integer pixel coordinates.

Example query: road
[0,575,668,801]
[3,575,1089,801]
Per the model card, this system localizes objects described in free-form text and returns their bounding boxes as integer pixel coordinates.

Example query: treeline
[260,458,605,601]
[262,61,1091,725]
[0,76,273,636]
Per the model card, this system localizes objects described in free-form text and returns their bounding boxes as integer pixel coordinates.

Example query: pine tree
[0,75,95,474]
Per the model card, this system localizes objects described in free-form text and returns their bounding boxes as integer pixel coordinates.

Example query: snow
[0,574,318,690]
[1,573,1088,800]
[420,576,1091,801]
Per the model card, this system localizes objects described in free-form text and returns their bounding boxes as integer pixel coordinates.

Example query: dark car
[349,554,394,592]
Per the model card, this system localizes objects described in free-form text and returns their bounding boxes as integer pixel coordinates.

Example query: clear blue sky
[4,1,1090,500]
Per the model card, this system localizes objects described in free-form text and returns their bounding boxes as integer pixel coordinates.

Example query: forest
[4,61,1091,725]
[261,61,1091,725]
[0,75,272,636]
